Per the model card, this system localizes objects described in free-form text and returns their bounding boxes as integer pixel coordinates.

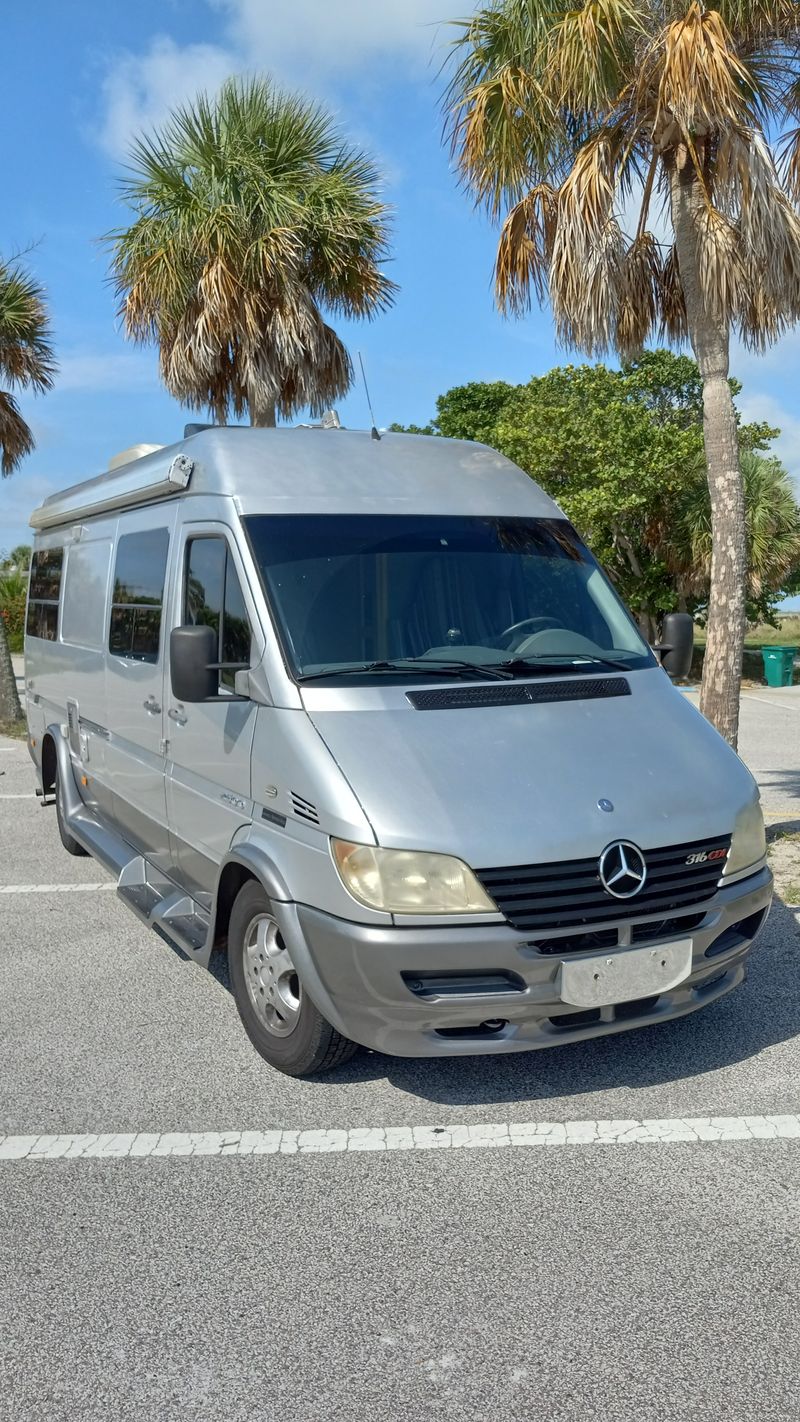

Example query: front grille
[476,837,731,932]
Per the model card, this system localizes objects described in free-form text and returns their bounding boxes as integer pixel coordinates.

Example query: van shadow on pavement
[324,896,800,1106]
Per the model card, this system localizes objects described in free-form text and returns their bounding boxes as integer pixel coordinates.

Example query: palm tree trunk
[668,148,746,749]
[250,401,276,427]
[0,615,23,723]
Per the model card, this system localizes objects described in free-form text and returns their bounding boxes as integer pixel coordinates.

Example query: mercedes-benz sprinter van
[25,427,772,1076]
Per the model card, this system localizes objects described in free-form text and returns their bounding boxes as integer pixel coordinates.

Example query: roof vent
[107,443,164,472]
[296,409,343,430]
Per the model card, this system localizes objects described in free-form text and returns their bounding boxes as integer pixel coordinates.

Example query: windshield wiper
[297,658,513,684]
[495,654,636,676]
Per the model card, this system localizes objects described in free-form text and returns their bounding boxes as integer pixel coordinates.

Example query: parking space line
[0,883,116,894]
[0,793,37,799]
[2,1115,800,1162]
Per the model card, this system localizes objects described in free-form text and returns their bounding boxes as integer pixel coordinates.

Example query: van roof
[30,426,563,531]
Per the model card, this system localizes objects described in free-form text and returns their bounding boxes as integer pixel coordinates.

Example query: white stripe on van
[2,1114,800,1162]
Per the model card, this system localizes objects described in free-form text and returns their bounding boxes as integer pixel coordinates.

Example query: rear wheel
[55,762,88,857]
[228,880,357,1077]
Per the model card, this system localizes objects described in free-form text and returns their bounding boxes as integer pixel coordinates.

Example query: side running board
[49,724,213,966]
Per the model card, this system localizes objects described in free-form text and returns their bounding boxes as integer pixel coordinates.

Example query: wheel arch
[41,731,57,794]
[209,846,292,953]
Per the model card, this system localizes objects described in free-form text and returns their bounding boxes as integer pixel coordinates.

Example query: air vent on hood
[290,791,320,824]
[406,678,631,711]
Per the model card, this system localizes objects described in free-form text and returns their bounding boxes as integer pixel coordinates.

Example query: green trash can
[761,646,796,687]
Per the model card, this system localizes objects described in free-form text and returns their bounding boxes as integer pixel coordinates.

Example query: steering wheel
[498,616,563,650]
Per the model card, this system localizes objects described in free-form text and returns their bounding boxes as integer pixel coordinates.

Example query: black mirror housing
[658,612,694,680]
[170,624,218,701]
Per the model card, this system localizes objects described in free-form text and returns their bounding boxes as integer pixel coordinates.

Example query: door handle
[168,706,187,726]
[143,696,161,714]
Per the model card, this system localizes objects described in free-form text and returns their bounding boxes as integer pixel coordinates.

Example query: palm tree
[0,257,55,725]
[106,77,396,428]
[445,1,800,747]
[666,449,800,614]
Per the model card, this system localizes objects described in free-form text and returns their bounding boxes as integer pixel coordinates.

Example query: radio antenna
[358,352,381,441]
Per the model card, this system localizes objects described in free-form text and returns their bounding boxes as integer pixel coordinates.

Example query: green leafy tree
[106,77,395,427]
[0,258,55,723]
[667,450,800,623]
[0,544,32,572]
[394,350,797,632]
[445,1,800,747]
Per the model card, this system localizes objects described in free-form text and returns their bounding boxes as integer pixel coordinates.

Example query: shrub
[0,570,27,654]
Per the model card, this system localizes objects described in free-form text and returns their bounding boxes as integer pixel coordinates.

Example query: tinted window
[184,538,251,690]
[244,514,653,682]
[26,547,63,641]
[109,528,169,662]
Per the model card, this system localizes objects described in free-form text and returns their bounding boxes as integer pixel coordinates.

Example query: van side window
[62,540,113,650]
[26,547,64,640]
[109,528,170,662]
[184,538,251,690]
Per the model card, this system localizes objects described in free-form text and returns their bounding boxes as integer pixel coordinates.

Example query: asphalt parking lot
[2,680,800,1421]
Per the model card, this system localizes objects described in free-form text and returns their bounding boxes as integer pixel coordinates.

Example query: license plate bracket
[557,939,694,1009]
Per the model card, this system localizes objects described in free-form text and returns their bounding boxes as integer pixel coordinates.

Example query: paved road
[2,690,800,1421]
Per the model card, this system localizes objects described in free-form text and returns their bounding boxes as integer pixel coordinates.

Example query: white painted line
[2,1114,800,1162]
[0,882,115,895]
[0,793,37,799]
[744,694,800,712]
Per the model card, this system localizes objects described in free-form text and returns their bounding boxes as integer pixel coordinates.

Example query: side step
[118,860,211,960]
[51,725,213,966]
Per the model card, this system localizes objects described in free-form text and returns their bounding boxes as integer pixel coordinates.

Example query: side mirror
[656,612,694,680]
[170,624,218,701]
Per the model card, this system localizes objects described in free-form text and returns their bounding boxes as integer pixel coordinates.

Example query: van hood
[304,669,756,868]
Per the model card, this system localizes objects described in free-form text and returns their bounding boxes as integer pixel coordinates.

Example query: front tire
[228,880,357,1077]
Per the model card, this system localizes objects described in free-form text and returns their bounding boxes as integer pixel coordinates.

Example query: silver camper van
[25,427,772,1076]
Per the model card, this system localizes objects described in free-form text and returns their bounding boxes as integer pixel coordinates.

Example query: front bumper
[275,867,773,1057]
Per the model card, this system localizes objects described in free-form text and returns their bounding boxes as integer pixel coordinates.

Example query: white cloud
[54,349,157,395]
[737,390,800,484]
[216,0,447,81]
[95,0,448,156]
[98,37,240,158]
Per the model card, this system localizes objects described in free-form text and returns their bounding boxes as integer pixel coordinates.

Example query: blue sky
[3,0,800,602]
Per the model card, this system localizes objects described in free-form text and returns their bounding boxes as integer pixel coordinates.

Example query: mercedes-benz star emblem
[599,841,647,899]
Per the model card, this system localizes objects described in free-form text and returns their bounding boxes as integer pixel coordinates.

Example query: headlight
[724,798,767,879]
[331,839,497,915]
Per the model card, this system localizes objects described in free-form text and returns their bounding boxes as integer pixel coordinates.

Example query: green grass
[694,614,800,649]
[0,718,27,740]
[782,883,800,904]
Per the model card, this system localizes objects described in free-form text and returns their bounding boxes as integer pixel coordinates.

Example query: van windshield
[243,514,655,682]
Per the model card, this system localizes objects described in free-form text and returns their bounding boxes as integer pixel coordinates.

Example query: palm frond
[549,136,627,353]
[713,1,800,45]
[644,4,763,143]
[617,232,663,358]
[0,390,34,477]
[495,183,559,310]
[105,75,393,422]
[546,0,644,113]
[659,243,689,344]
[0,260,56,393]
